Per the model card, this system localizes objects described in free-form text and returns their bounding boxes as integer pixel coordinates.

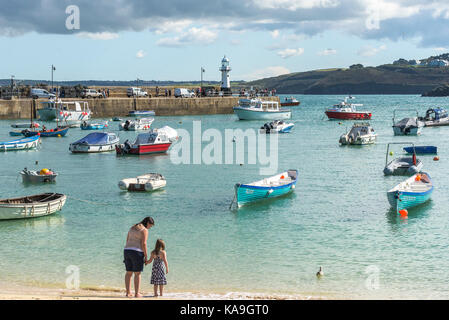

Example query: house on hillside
[428,59,449,67]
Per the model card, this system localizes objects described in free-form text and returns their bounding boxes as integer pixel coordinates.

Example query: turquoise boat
[81,121,108,130]
[0,136,40,151]
[387,172,433,213]
[234,170,298,208]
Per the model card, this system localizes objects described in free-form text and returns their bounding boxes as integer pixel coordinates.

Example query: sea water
[1,94,449,299]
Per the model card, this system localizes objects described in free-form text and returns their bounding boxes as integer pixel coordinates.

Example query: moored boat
[69,132,119,153]
[233,99,291,120]
[280,97,300,107]
[233,170,298,207]
[81,121,108,130]
[339,122,377,145]
[403,146,437,155]
[384,143,423,176]
[116,127,177,155]
[325,97,371,120]
[119,118,154,131]
[118,173,166,192]
[38,99,91,126]
[387,172,433,213]
[419,107,449,127]
[0,193,66,220]
[259,120,294,133]
[20,168,57,183]
[392,109,424,135]
[11,123,40,129]
[22,126,69,137]
[128,110,155,117]
[0,136,40,152]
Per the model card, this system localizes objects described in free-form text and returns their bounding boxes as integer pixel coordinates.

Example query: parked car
[81,89,103,99]
[174,88,195,98]
[31,88,56,99]
[127,87,148,97]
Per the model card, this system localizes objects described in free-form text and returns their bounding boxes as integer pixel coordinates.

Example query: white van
[174,88,195,98]
[31,88,56,99]
[127,87,148,97]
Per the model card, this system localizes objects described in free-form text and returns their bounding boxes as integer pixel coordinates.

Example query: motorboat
[128,110,155,117]
[20,168,57,183]
[384,143,423,176]
[119,118,154,131]
[22,126,69,137]
[392,109,424,135]
[387,172,433,213]
[38,99,91,127]
[339,123,377,145]
[116,126,177,155]
[325,96,372,120]
[280,97,300,107]
[0,136,40,152]
[233,170,298,208]
[69,132,119,153]
[81,121,108,130]
[0,193,66,220]
[259,120,294,133]
[233,99,291,120]
[403,146,437,155]
[118,173,166,192]
[419,107,449,127]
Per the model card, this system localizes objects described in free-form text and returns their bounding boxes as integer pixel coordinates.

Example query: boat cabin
[238,99,280,111]
[348,123,375,137]
[424,107,448,121]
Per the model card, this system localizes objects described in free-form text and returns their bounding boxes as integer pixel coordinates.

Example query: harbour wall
[0,96,280,120]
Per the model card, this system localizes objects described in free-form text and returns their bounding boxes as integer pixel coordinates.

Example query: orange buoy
[415,174,421,182]
[280,175,285,179]
[434,156,440,161]
[399,209,408,217]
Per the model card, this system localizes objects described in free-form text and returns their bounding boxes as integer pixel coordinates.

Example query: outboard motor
[124,120,130,131]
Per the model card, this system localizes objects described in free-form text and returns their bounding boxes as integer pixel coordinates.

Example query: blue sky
[0,0,448,82]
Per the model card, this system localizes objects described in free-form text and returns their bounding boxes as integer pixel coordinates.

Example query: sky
[0,0,449,82]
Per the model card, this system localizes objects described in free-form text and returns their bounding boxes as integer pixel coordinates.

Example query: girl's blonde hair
[152,239,165,256]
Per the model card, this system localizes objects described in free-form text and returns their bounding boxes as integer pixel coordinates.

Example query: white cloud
[277,47,305,59]
[270,29,280,38]
[136,50,146,58]
[318,48,337,56]
[244,66,291,81]
[76,32,119,40]
[153,20,193,34]
[357,44,387,56]
[157,27,218,47]
[254,0,339,11]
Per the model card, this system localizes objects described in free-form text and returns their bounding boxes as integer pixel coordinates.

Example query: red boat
[280,97,300,107]
[116,127,177,155]
[325,97,371,120]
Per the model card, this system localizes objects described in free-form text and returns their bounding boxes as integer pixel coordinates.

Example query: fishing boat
[233,99,291,120]
[280,97,300,107]
[259,120,294,133]
[128,110,155,117]
[11,123,40,129]
[0,193,66,220]
[0,136,40,152]
[22,126,69,137]
[339,123,377,145]
[233,170,298,208]
[325,97,372,120]
[384,143,423,176]
[20,168,57,183]
[38,99,91,126]
[69,132,119,153]
[118,173,166,192]
[419,107,449,127]
[403,146,437,155]
[387,172,433,213]
[116,126,177,155]
[81,121,108,130]
[119,118,154,131]
[392,109,424,135]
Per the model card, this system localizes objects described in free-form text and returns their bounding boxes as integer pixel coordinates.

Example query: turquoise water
[1,94,449,299]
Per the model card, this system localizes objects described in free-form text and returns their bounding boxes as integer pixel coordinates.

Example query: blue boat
[0,136,40,151]
[9,131,24,137]
[23,127,69,137]
[387,172,433,213]
[403,146,437,155]
[81,121,108,130]
[233,170,298,208]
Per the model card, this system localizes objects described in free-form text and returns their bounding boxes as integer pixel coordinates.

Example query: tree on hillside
[349,64,364,69]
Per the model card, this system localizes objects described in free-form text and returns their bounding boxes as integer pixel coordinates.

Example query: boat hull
[235,183,296,207]
[280,102,300,107]
[0,136,40,152]
[116,143,172,155]
[403,146,437,154]
[70,143,118,153]
[233,107,291,120]
[21,172,57,183]
[393,126,423,136]
[0,194,66,220]
[325,111,372,120]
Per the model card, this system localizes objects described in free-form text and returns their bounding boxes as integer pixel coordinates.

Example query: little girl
[146,239,169,297]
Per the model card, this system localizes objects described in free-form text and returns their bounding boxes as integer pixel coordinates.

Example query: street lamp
[51,65,56,91]
[201,67,205,97]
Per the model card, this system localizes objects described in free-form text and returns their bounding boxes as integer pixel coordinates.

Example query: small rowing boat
[233,170,298,208]
[403,146,437,155]
[0,136,40,152]
[81,121,108,130]
[0,193,66,220]
[20,168,58,183]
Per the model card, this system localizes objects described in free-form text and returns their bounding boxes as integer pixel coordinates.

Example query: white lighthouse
[219,55,231,93]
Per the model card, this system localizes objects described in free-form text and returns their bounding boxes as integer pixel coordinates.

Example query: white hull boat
[119,118,154,131]
[119,173,166,191]
[20,168,57,183]
[38,100,91,126]
[259,120,294,133]
[392,109,424,136]
[0,193,66,220]
[233,99,291,120]
[339,123,377,145]
[70,132,119,153]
